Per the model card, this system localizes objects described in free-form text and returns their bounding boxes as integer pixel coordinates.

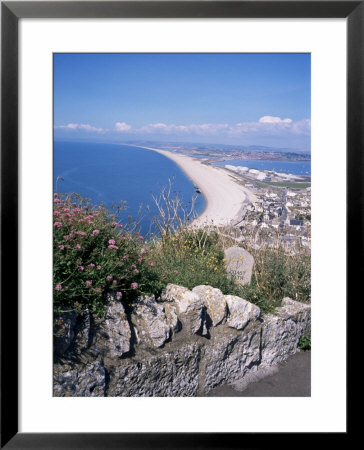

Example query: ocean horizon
[53,141,206,235]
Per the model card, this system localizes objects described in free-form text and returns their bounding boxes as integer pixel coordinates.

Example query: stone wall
[53,284,311,397]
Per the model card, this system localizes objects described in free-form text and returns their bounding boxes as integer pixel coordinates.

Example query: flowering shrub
[53,193,161,315]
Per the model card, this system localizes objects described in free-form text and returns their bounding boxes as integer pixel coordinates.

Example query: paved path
[203,350,311,397]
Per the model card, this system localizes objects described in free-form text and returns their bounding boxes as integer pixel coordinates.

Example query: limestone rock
[192,285,227,326]
[72,306,91,355]
[224,246,254,285]
[53,361,106,397]
[261,298,311,366]
[131,296,172,348]
[225,295,261,330]
[91,294,131,358]
[54,310,78,355]
[202,323,262,393]
[107,343,201,397]
[161,284,205,334]
[279,297,311,334]
[164,302,181,334]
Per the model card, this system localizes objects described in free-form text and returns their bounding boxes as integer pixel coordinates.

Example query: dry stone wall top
[53,284,311,397]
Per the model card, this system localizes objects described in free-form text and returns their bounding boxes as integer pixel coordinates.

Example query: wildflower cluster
[53,193,159,315]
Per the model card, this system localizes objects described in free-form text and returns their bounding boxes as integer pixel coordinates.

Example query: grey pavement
[203,350,311,397]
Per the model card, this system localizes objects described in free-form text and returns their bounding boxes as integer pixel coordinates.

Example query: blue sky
[54,53,311,151]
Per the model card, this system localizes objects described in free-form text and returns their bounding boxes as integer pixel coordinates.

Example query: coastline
[131,145,258,227]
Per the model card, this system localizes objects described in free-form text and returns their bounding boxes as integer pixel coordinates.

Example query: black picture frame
[1,1,357,448]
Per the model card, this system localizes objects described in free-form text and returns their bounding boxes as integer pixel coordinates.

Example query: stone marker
[224,246,254,285]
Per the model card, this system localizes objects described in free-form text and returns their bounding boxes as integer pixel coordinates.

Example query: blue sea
[214,159,311,176]
[53,141,206,235]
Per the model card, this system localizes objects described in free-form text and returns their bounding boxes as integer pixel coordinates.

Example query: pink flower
[64,234,71,241]
[149,263,155,267]
[78,266,84,271]
[106,275,113,282]
[92,229,100,236]
[112,222,118,227]
[88,263,95,268]
[53,222,63,228]
[116,291,122,299]
[138,257,143,263]
[134,269,139,274]
[131,282,138,290]
[139,236,144,240]
[173,270,179,275]
[59,245,65,250]
[54,198,60,203]
[55,284,62,291]
[108,239,116,245]
[85,280,92,287]
[96,265,102,270]
[118,224,123,229]
[131,264,137,269]
[53,211,60,216]
[108,244,119,250]
[75,244,81,249]
[112,280,117,285]
[76,231,86,236]
[54,193,58,197]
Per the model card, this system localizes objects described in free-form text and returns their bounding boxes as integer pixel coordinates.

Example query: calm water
[214,159,311,176]
[54,141,206,235]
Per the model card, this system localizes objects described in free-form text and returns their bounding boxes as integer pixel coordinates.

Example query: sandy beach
[135,146,258,227]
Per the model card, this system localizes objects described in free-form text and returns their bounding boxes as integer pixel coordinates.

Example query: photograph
[52,53,311,398]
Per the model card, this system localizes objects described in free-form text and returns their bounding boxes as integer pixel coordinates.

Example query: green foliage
[235,245,311,313]
[146,229,232,292]
[298,334,311,350]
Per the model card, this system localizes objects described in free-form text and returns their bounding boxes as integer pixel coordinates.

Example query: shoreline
[130,145,258,227]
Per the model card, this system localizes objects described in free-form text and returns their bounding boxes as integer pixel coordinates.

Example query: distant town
[219,165,311,252]
[127,141,311,162]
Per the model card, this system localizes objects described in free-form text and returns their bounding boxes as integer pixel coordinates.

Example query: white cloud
[138,122,230,135]
[55,116,310,138]
[115,122,132,132]
[259,116,293,124]
[54,123,105,133]
[136,117,310,137]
